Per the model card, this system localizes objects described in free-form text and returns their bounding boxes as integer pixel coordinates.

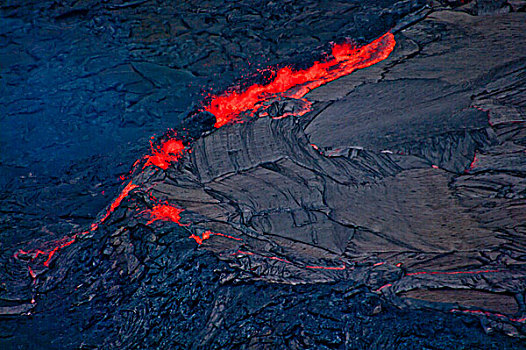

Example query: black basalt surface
[1,1,526,349]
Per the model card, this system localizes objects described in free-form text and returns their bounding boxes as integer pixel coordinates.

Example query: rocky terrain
[1,0,525,348]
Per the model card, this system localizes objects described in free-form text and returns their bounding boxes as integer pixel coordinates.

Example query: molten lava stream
[16,180,138,269]
[17,31,397,271]
[204,32,395,127]
[451,309,526,323]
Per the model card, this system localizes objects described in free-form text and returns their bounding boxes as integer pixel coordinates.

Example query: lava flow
[405,269,499,277]
[189,230,242,245]
[16,180,138,267]
[143,137,185,170]
[146,204,187,226]
[451,309,526,324]
[16,32,397,271]
[204,32,396,127]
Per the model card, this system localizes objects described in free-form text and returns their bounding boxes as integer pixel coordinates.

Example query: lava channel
[16,32,396,271]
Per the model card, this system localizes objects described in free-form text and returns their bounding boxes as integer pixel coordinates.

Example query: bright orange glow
[17,32,397,272]
[147,204,186,225]
[406,269,499,276]
[204,32,396,127]
[144,138,185,170]
[189,230,242,245]
[101,181,138,222]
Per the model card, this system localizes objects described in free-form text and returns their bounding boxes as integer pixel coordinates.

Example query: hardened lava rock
[135,7,526,318]
[1,1,526,349]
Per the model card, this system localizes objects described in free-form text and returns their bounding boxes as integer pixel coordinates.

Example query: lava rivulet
[101,181,138,222]
[451,309,526,324]
[16,180,138,267]
[189,230,242,245]
[17,32,397,271]
[405,269,500,277]
[204,32,396,127]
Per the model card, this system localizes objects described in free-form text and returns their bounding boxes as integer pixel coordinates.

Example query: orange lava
[16,181,138,267]
[18,32,397,271]
[205,32,396,127]
[147,204,186,225]
[189,230,242,245]
[101,181,138,222]
[406,269,499,276]
[144,138,185,170]
[451,308,526,323]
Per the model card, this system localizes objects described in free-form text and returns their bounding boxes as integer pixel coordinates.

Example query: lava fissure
[405,269,500,277]
[18,32,397,275]
[305,263,346,271]
[376,283,393,292]
[16,180,139,268]
[189,230,242,245]
[451,309,526,324]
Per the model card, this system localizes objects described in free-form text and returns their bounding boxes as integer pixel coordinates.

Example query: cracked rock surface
[1,0,526,349]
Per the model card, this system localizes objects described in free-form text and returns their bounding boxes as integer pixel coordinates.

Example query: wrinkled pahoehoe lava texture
[1,0,526,349]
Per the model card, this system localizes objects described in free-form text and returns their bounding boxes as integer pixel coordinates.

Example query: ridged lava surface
[1,1,526,349]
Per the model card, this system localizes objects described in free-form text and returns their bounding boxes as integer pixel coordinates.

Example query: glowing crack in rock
[305,263,347,271]
[17,33,397,271]
[16,180,138,268]
[189,231,242,245]
[375,283,393,292]
[466,153,478,172]
[405,269,499,277]
[451,309,526,324]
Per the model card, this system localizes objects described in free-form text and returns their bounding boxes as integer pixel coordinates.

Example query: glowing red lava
[466,153,478,172]
[101,181,138,222]
[375,283,393,292]
[305,263,346,271]
[16,180,138,269]
[144,138,185,170]
[268,256,291,263]
[204,32,396,127]
[15,30,523,329]
[405,269,499,276]
[451,308,526,323]
[189,230,242,245]
[146,204,186,226]
[17,32,397,272]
